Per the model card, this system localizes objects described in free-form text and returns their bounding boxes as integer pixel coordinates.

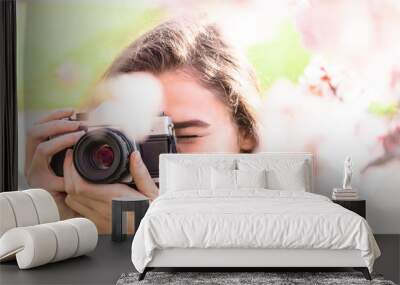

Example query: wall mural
[17,0,400,234]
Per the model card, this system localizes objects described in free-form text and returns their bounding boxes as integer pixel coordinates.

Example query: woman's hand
[63,150,159,234]
[25,108,85,219]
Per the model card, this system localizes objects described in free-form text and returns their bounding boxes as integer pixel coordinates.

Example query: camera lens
[73,128,134,183]
[93,144,114,169]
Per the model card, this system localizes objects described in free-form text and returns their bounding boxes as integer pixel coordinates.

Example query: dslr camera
[50,113,177,184]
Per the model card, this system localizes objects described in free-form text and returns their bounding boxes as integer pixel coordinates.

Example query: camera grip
[49,148,70,177]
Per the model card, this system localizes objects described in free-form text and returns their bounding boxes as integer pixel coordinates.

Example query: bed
[131,153,380,280]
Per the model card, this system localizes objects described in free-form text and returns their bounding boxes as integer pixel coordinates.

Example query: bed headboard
[159,153,314,194]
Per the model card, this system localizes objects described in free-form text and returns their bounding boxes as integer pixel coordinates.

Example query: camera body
[50,113,177,184]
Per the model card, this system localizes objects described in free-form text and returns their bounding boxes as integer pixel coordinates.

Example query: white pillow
[211,168,237,190]
[267,165,306,191]
[236,169,268,189]
[238,159,307,191]
[167,162,211,191]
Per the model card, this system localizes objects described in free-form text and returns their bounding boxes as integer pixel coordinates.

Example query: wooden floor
[0,235,398,284]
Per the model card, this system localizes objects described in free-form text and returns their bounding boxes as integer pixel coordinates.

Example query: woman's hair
[99,18,262,152]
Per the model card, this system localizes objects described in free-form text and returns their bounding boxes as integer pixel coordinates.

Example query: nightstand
[332,199,366,219]
[112,197,149,242]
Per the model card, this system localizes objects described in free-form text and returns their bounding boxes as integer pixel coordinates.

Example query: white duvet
[131,190,380,273]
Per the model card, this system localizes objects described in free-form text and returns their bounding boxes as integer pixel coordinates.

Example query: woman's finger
[47,176,66,192]
[27,151,65,192]
[67,193,134,234]
[51,192,79,220]
[69,162,94,195]
[69,194,111,220]
[74,179,146,202]
[68,161,145,201]
[65,195,110,233]
[129,151,159,200]
[75,183,146,202]
[28,120,81,141]
[25,131,84,187]
[63,149,75,194]
[25,109,77,173]
[36,131,85,158]
[65,194,98,221]
[35,108,75,124]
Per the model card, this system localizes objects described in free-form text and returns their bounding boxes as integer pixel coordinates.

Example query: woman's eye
[177,135,198,139]
[176,135,202,143]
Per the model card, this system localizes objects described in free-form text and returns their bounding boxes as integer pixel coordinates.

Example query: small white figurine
[342,156,353,190]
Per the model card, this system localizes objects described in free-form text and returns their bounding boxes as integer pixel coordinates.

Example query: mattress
[131,190,380,273]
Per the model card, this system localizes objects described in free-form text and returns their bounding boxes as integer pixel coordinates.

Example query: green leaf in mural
[246,21,311,93]
[18,1,165,110]
[368,101,399,117]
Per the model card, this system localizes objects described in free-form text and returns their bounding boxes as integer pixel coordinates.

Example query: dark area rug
[116,271,396,285]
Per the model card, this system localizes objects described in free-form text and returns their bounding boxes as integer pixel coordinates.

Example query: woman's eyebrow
[173,120,210,129]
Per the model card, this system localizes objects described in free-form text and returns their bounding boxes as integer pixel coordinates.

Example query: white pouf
[0,218,98,269]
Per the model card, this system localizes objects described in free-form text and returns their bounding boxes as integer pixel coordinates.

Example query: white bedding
[131,190,380,273]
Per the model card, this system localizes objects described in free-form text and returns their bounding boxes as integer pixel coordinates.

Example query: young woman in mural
[24,19,262,233]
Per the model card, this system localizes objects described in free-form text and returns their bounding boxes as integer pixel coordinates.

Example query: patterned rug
[116,271,396,285]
